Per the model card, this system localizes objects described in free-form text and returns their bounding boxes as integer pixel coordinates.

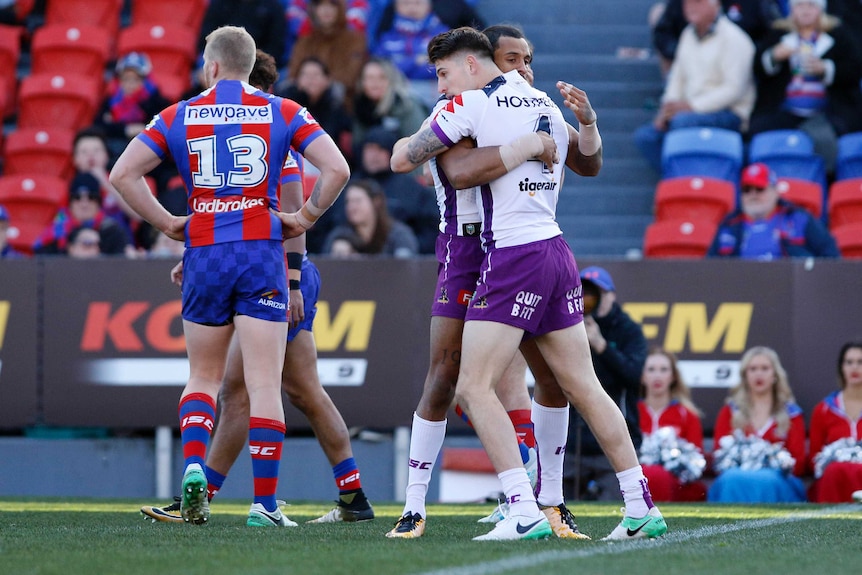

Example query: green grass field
[1,499,860,575]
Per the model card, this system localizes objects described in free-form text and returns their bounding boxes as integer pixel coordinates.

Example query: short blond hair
[204,26,256,77]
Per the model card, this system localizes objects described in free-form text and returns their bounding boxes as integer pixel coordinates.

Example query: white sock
[498,467,542,519]
[403,413,447,519]
[616,465,654,518]
[531,400,569,506]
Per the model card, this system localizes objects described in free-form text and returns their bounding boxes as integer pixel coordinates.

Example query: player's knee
[218,384,249,418]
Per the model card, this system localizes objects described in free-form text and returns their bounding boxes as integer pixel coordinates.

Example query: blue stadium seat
[749,129,814,158]
[836,132,862,181]
[748,129,826,210]
[661,127,743,183]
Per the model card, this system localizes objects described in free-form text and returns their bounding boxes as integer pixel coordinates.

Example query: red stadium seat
[776,177,823,219]
[828,179,862,229]
[131,0,207,32]
[117,24,197,81]
[30,24,112,78]
[17,73,102,131]
[0,175,68,253]
[2,128,76,181]
[151,72,189,103]
[45,0,123,40]
[4,217,49,255]
[643,218,717,258]
[0,24,21,118]
[832,223,862,258]
[654,176,735,225]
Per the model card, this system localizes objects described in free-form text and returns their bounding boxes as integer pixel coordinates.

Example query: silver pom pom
[812,438,862,478]
[638,426,706,483]
[712,430,796,474]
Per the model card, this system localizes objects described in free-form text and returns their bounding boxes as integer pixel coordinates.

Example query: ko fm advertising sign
[0,258,860,430]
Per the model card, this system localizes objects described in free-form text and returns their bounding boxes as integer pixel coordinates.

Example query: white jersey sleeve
[431,71,567,249]
[427,98,483,236]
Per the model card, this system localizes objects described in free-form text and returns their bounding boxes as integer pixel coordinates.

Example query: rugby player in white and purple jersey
[110,26,349,528]
[387,25,596,541]
[391,27,666,541]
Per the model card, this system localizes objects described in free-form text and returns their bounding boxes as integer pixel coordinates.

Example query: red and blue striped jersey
[138,80,324,247]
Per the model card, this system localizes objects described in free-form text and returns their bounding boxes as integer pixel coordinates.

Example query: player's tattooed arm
[307,178,324,212]
[391,126,449,173]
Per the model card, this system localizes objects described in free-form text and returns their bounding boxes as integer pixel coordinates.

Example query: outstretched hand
[557,81,597,126]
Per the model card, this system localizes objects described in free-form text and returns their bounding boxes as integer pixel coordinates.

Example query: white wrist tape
[499,132,544,172]
[296,208,316,230]
[578,121,601,156]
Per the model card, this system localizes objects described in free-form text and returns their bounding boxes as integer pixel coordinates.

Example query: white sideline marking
[418,506,851,575]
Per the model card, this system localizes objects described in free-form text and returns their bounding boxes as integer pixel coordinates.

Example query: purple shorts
[182,240,288,326]
[430,233,484,320]
[465,235,584,336]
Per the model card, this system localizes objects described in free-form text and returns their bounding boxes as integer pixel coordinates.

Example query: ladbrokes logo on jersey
[185,104,273,124]
[192,196,265,213]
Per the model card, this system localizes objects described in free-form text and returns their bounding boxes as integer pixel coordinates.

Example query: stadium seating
[748,129,826,202]
[832,223,862,258]
[13,0,35,21]
[654,176,735,225]
[0,174,67,253]
[16,73,102,131]
[131,0,207,32]
[30,24,112,78]
[836,132,862,181]
[2,128,76,181]
[0,24,21,118]
[151,73,189,103]
[45,0,124,41]
[661,127,743,183]
[775,177,823,219]
[827,179,862,229]
[117,24,197,94]
[643,218,717,258]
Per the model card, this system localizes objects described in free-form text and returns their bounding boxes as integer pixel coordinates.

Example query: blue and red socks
[507,409,536,449]
[178,393,216,470]
[249,417,286,513]
[204,466,226,501]
[333,457,368,507]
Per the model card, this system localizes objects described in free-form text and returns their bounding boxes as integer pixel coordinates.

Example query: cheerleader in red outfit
[638,348,708,501]
[808,342,862,503]
[708,346,807,503]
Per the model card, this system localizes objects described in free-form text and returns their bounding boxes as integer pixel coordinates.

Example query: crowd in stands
[1,0,860,261]
[640,0,862,259]
[564,266,862,504]
[0,0,485,259]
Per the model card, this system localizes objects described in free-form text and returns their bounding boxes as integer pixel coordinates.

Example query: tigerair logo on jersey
[185,103,273,124]
[258,290,286,310]
[518,178,558,196]
[192,196,266,213]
